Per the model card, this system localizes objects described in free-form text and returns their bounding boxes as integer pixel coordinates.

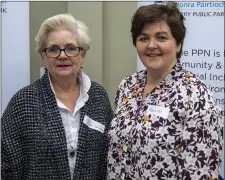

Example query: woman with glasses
[1,14,113,180]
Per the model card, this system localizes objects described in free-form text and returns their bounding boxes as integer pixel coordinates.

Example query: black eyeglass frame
[42,46,83,58]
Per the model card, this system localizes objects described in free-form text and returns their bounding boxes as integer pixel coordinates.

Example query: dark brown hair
[131,2,186,59]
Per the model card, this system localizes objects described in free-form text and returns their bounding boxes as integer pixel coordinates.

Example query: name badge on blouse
[147,105,170,119]
[83,115,105,133]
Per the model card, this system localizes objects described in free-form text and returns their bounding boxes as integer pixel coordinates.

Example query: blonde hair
[35,14,91,54]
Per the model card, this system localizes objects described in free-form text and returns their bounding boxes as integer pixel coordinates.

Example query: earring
[81,58,84,69]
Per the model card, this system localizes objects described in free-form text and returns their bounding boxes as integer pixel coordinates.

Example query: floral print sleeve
[114,77,129,109]
[179,82,224,180]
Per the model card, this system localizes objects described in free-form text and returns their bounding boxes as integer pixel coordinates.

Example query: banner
[137,1,224,179]
[1,2,30,114]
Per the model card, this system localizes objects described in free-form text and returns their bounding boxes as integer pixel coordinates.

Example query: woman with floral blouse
[107,2,223,180]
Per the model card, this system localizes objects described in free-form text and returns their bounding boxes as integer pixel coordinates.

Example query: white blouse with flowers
[107,62,223,180]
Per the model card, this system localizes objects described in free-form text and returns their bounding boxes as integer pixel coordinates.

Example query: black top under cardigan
[1,72,113,180]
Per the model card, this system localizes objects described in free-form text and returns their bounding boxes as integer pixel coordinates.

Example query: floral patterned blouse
[107,62,223,180]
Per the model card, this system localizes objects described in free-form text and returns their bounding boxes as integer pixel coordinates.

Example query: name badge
[147,105,170,119]
[83,115,105,133]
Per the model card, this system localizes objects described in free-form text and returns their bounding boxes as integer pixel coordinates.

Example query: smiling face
[42,29,84,79]
[136,21,181,73]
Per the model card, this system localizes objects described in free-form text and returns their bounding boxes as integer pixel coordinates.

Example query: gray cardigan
[1,72,113,180]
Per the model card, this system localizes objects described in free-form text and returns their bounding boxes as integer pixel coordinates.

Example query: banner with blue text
[1,2,30,114]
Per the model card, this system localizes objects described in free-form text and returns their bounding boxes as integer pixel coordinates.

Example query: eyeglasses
[42,46,83,58]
